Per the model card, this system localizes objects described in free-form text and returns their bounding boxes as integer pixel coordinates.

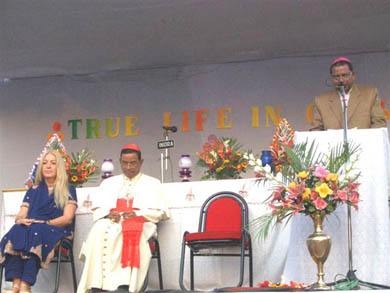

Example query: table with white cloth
[282,128,390,286]
[1,127,390,292]
[1,179,291,292]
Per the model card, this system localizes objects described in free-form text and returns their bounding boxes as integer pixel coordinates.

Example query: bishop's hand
[108,211,121,223]
[122,211,136,220]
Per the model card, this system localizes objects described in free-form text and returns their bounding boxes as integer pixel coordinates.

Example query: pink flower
[314,166,330,179]
[282,199,294,209]
[292,204,305,216]
[272,186,285,201]
[336,190,348,203]
[312,197,328,210]
[287,182,305,200]
[348,182,360,193]
[269,204,280,214]
[349,191,360,210]
[310,190,317,201]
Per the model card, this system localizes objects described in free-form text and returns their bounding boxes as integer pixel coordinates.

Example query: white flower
[275,172,284,182]
[248,159,256,167]
[263,164,272,173]
[255,158,262,166]
[338,174,346,183]
[210,150,217,159]
[254,165,262,173]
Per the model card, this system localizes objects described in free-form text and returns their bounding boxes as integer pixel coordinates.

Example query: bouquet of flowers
[64,148,100,187]
[269,118,294,172]
[197,135,249,180]
[248,120,361,240]
[258,280,306,289]
[25,133,67,187]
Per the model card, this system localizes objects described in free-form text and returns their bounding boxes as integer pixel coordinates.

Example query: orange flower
[203,142,212,153]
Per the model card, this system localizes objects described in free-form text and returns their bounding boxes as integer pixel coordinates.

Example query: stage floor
[2,286,388,292]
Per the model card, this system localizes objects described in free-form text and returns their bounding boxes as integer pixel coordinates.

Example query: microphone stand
[160,129,174,183]
[329,83,390,289]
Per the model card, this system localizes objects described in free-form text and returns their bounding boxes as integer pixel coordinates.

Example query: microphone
[337,81,346,93]
[163,126,177,133]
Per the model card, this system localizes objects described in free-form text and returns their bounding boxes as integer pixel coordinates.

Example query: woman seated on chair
[0,150,77,293]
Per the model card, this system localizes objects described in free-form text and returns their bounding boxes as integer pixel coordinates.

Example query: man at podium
[310,57,387,130]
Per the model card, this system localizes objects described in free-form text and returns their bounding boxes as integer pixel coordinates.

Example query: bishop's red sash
[110,198,147,268]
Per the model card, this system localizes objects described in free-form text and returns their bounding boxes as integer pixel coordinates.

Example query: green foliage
[251,139,361,242]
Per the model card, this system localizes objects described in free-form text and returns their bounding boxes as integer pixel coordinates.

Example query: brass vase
[306,213,331,290]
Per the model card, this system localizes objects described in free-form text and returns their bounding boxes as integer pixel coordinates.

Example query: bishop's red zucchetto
[121,143,141,152]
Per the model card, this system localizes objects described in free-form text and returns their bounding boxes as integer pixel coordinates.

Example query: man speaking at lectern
[310,57,387,131]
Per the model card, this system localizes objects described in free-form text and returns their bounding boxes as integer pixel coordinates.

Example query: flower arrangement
[64,148,100,187]
[197,135,249,180]
[248,119,361,240]
[269,118,294,173]
[257,280,306,289]
[25,133,67,187]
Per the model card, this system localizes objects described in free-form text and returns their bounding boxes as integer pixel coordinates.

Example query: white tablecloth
[2,128,390,292]
[1,179,291,292]
[283,128,390,286]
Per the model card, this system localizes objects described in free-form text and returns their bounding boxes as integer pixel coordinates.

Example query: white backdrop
[1,53,390,291]
[1,53,390,190]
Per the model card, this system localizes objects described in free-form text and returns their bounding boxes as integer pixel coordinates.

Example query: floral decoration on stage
[257,280,306,289]
[244,118,295,177]
[65,148,100,187]
[197,135,249,180]
[25,133,99,188]
[269,118,294,173]
[249,119,362,240]
[25,133,67,187]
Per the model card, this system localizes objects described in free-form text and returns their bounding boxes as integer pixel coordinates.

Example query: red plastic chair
[179,191,253,291]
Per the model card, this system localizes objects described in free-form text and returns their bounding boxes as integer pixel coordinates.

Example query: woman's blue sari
[0,181,77,268]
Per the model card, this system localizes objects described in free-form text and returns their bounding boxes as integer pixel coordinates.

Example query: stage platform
[93,289,390,293]
[87,283,390,293]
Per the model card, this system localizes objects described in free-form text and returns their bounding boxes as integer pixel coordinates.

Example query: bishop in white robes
[77,144,169,293]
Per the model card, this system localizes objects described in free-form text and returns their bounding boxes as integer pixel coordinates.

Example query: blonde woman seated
[0,151,77,293]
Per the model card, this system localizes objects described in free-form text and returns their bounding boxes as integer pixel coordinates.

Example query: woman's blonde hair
[35,150,72,208]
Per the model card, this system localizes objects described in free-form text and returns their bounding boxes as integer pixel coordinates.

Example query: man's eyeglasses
[331,72,353,81]
[120,160,139,168]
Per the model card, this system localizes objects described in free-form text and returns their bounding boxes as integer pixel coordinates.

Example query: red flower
[203,142,212,153]
[225,146,232,156]
[258,280,270,288]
